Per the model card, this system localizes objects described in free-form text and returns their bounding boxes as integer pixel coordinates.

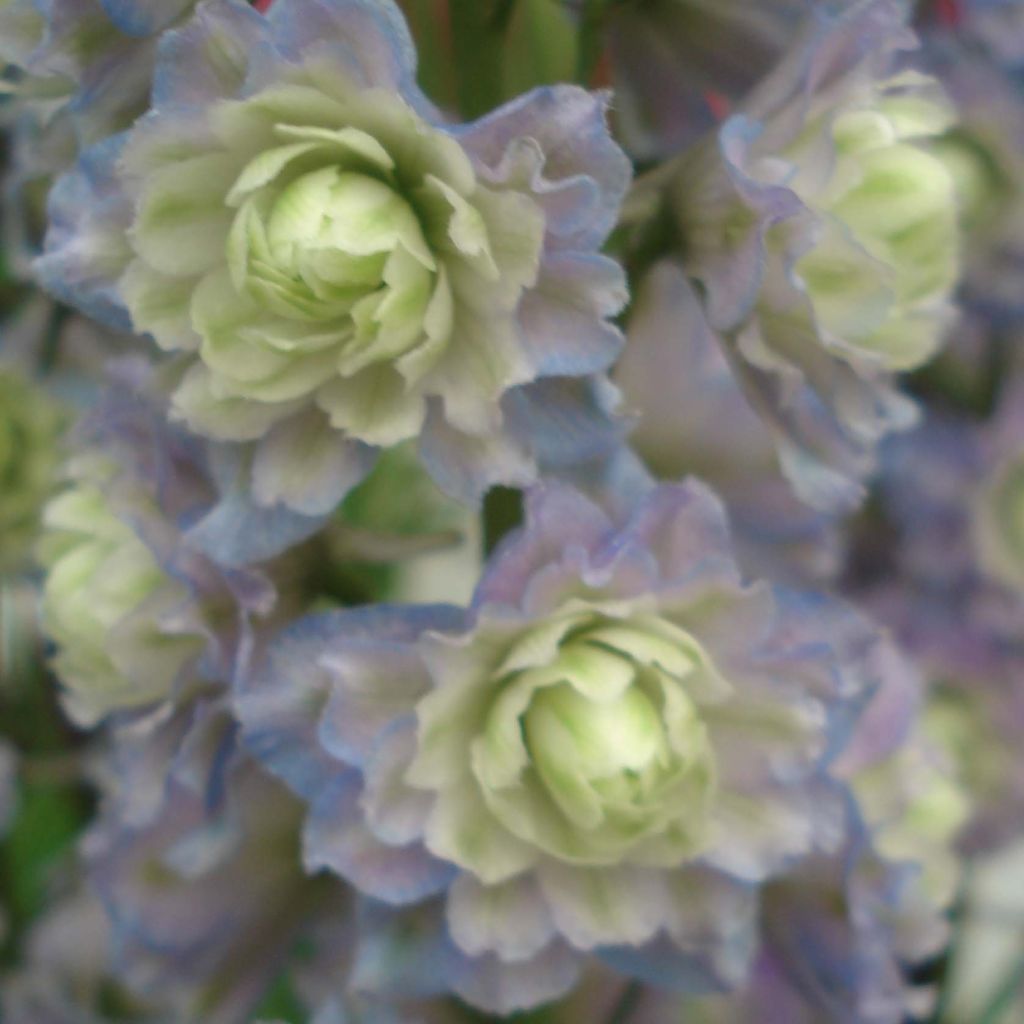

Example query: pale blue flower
[237,481,883,1014]
[637,0,959,511]
[38,0,631,518]
[86,742,350,1023]
[38,385,285,724]
[863,380,1024,852]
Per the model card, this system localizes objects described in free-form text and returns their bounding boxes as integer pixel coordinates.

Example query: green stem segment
[978,952,1024,1024]
[935,863,973,1023]
[606,979,644,1024]
[449,1,512,119]
[575,0,611,85]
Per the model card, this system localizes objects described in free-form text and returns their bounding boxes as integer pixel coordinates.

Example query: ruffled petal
[184,442,326,566]
[537,862,667,951]
[265,0,422,101]
[304,776,455,905]
[251,408,377,516]
[35,135,134,330]
[151,0,266,109]
[445,872,555,961]
[458,85,631,250]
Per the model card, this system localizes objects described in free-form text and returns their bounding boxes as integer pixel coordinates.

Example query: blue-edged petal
[447,940,583,1017]
[151,0,266,110]
[100,0,197,37]
[34,134,134,331]
[236,611,356,801]
[502,375,627,473]
[416,403,536,506]
[264,0,423,103]
[356,897,582,1017]
[457,85,631,250]
[251,410,378,517]
[185,442,327,567]
[239,604,462,791]
[611,479,740,590]
[304,775,455,905]
[471,482,612,610]
[517,253,626,378]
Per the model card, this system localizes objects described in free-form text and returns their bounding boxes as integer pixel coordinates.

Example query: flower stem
[935,862,974,1022]
[606,980,643,1024]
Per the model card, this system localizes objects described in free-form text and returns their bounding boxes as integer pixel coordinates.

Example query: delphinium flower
[32,371,410,938]
[0,0,197,148]
[614,260,843,584]
[32,380,470,1021]
[0,0,1007,1019]
[750,643,965,1024]
[902,25,1024,411]
[37,387,277,726]
[632,0,960,512]
[854,374,1024,852]
[0,368,63,573]
[0,882,167,1024]
[37,0,631,524]
[237,480,886,1014]
[85,741,353,1023]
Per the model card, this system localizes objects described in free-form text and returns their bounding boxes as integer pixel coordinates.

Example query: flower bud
[794,88,959,371]
[974,449,1024,593]
[39,460,203,725]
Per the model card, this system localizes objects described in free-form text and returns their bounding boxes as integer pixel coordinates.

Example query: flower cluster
[856,378,1024,853]
[2,0,1020,1021]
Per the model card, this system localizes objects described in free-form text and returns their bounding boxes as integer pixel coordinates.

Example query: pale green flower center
[526,679,669,787]
[926,691,1010,819]
[791,86,958,370]
[235,164,435,342]
[216,116,469,401]
[40,481,201,722]
[466,613,721,867]
[44,487,165,641]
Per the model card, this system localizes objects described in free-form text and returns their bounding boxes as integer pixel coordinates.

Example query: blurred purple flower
[636,0,959,512]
